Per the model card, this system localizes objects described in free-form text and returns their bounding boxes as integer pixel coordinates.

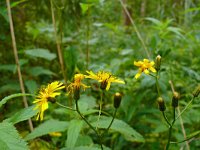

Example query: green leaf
[80,3,93,15]
[65,120,83,148]
[0,122,28,150]
[0,93,34,108]
[25,80,38,94]
[63,46,77,80]
[75,135,93,146]
[25,119,68,141]
[4,106,38,124]
[0,64,16,72]
[145,17,162,26]
[91,117,144,142]
[25,48,56,61]
[27,66,56,76]
[0,0,28,22]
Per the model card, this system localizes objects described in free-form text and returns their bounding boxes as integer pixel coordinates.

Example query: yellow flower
[134,59,156,79]
[85,70,125,90]
[67,73,90,95]
[33,81,65,121]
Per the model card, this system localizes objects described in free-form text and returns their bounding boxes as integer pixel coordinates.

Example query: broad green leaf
[75,135,93,146]
[25,119,68,141]
[0,93,34,108]
[25,48,56,61]
[66,120,83,148]
[91,117,144,142]
[4,105,38,124]
[80,94,96,109]
[0,122,28,150]
[27,66,56,76]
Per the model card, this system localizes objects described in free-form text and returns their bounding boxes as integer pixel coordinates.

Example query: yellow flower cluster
[33,71,125,121]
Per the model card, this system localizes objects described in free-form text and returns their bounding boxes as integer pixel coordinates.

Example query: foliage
[0,0,200,150]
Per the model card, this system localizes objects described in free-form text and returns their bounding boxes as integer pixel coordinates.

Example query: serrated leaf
[66,120,83,148]
[0,93,34,108]
[91,117,144,142]
[4,105,38,124]
[25,119,68,141]
[0,122,28,150]
[25,48,56,61]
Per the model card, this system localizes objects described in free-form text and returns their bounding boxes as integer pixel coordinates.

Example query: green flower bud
[155,55,162,71]
[172,92,180,108]
[193,85,200,98]
[114,92,122,109]
[157,97,166,111]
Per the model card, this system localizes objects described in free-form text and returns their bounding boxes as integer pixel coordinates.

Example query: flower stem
[155,74,161,97]
[162,112,171,127]
[75,99,103,150]
[96,90,104,129]
[56,102,76,111]
[166,107,176,150]
[104,108,117,135]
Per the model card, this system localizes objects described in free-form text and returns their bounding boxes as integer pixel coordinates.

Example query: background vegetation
[0,0,200,149]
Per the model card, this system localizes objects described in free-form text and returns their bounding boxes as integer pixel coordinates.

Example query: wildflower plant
[134,55,200,150]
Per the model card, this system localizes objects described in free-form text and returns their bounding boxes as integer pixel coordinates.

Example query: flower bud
[157,97,166,111]
[74,88,80,101]
[114,92,122,109]
[155,55,161,71]
[193,85,200,98]
[171,92,180,108]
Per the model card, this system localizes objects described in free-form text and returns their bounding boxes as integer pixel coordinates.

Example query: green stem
[170,132,200,144]
[56,102,76,111]
[156,75,161,97]
[162,112,171,126]
[75,99,103,150]
[96,90,103,129]
[176,97,194,120]
[166,107,176,150]
[104,108,117,134]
